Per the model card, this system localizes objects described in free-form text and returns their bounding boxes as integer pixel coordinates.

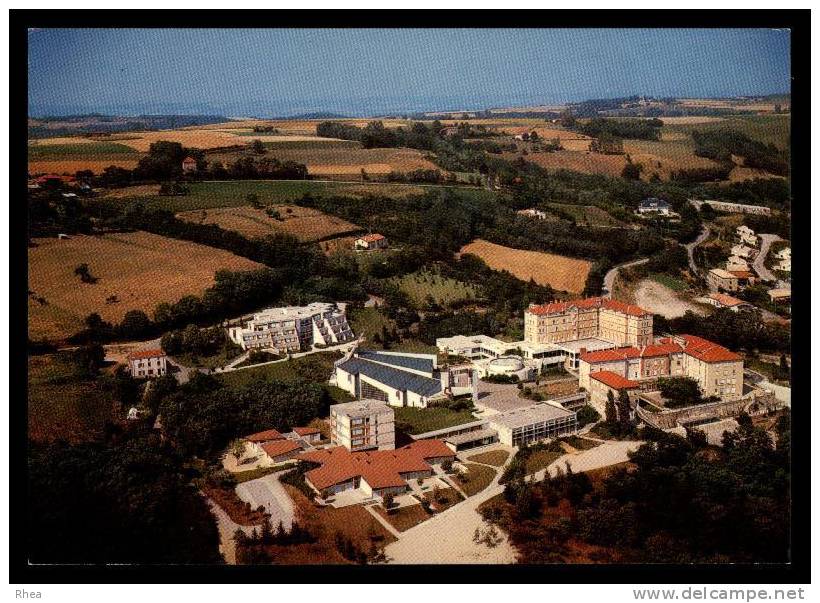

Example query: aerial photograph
[21,25,797,576]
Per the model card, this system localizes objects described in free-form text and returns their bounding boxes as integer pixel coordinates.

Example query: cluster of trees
[28,186,95,236]
[599,389,636,438]
[208,155,308,180]
[694,177,791,210]
[233,521,315,564]
[385,168,447,184]
[158,373,332,458]
[692,129,789,176]
[657,376,707,408]
[579,118,664,141]
[28,432,222,564]
[160,324,241,360]
[670,164,734,184]
[316,120,443,150]
[487,417,790,563]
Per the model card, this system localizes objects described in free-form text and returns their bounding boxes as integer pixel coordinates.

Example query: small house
[736,225,758,247]
[127,349,168,378]
[293,426,322,444]
[182,156,198,173]
[637,198,672,215]
[354,233,388,251]
[703,293,751,312]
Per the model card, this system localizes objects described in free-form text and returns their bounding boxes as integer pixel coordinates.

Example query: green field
[664,115,791,150]
[28,141,139,159]
[393,406,477,435]
[649,272,688,292]
[547,203,624,227]
[102,180,498,213]
[217,351,343,388]
[390,267,480,307]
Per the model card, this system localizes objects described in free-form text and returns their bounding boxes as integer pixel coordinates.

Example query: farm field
[389,267,480,307]
[459,239,592,294]
[28,354,117,444]
[511,150,626,178]
[102,180,469,213]
[664,114,790,150]
[28,231,264,341]
[176,204,361,242]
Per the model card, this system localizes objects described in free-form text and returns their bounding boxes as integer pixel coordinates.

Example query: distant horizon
[28,28,791,118]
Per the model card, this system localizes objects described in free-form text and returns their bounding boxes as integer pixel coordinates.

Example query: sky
[28,28,791,117]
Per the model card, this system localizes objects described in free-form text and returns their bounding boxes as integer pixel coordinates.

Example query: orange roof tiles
[527,297,650,317]
[260,439,301,459]
[359,233,385,243]
[728,270,755,279]
[246,428,285,443]
[708,293,746,307]
[300,440,455,491]
[640,341,683,357]
[127,348,165,360]
[676,335,741,363]
[590,370,640,390]
[580,346,641,363]
[293,426,321,436]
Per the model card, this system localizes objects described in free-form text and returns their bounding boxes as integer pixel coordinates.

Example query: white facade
[228,302,354,352]
[736,225,758,247]
[330,399,396,451]
[128,351,167,379]
[487,403,577,446]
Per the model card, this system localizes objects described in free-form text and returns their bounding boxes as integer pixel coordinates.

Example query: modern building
[587,371,641,415]
[330,399,396,452]
[332,350,473,408]
[354,233,388,251]
[579,334,744,401]
[486,403,578,447]
[300,439,455,500]
[182,156,198,173]
[524,297,653,349]
[228,302,354,352]
[707,268,740,292]
[260,439,303,464]
[701,293,752,312]
[637,197,672,215]
[736,225,758,247]
[127,349,167,378]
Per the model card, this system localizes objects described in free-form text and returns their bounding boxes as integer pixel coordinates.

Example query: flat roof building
[330,399,396,452]
[487,403,577,447]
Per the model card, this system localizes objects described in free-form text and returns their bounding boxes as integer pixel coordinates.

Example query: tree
[617,389,632,432]
[246,193,262,209]
[251,139,266,154]
[230,438,246,461]
[622,161,643,180]
[657,376,703,408]
[605,390,618,426]
[74,263,97,284]
[117,310,153,340]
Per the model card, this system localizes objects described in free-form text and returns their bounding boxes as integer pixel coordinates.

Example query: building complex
[228,302,354,352]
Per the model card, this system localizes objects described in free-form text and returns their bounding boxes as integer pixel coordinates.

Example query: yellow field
[459,239,591,294]
[176,205,361,242]
[510,150,626,178]
[28,231,264,341]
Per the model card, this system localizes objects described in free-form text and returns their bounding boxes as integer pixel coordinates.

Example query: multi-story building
[228,302,354,352]
[330,399,396,452]
[127,349,167,378]
[486,403,577,447]
[578,334,744,402]
[707,268,740,292]
[736,225,758,247]
[524,297,653,349]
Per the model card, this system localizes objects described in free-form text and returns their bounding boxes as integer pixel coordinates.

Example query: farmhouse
[701,293,752,312]
[588,371,641,415]
[707,268,740,292]
[736,225,758,247]
[517,208,549,220]
[330,399,396,452]
[524,297,653,349]
[182,156,198,173]
[637,197,672,215]
[127,349,167,378]
[355,233,388,251]
[228,302,354,352]
[332,349,475,408]
[578,334,744,401]
[300,439,455,500]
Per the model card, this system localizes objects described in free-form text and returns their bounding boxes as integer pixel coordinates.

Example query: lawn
[393,406,478,435]
[547,203,624,227]
[374,504,431,532]
[422,486,465,513]
[466,450,511,467]
[346,307,396,345]
[649,272,688,292]
[218,351,344,388]
[27,354,117,444]
[28,141,140,159]
[561,435,602,452]
[452,463,497,496]
[524,450,564,474]
[174,347,244,370]
[389,267,480,307]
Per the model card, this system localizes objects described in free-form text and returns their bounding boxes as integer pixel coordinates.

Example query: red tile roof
[127,348,165,360]
[182,156,197,164]
[246,428,284,443]
[300,440,455,491]
[580,346,641,363]
[359,233,385,243]
[261,439,301,459]
[590,370,640,390]
[527,297,650,317]
[728,270,755,279]
[640,341,683,357]
[708,293,746,307]
[293,426,321,436]
[676,335,741,363]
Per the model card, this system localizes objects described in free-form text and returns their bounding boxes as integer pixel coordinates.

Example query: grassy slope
[28,141,140,159]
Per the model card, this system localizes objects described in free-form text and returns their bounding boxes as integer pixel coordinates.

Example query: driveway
[602,257,650,296]
[685,224,711,276]
[383,439,641,564]
[234,472,295,531]
[752,233,783,282]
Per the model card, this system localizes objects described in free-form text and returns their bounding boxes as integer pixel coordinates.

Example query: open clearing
[176,204,361,242]
[389,267,480,307]
[633,279,706,319]
[459,239,591,294]
[28,231,264,340]
[547,203,624,227]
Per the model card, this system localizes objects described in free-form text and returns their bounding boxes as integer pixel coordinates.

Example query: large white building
[128,349,167,379]
[487,403,578,447]
[228,302,354,352]
[330,399,396,452]
[332,350,477,408]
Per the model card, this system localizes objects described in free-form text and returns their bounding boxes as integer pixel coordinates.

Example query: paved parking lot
[234,472,294,530]
[474,381,532,413]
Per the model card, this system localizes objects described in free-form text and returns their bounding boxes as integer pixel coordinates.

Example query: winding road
[685,224,711,276]
[752,233,784,282]
[602,258,650,297]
